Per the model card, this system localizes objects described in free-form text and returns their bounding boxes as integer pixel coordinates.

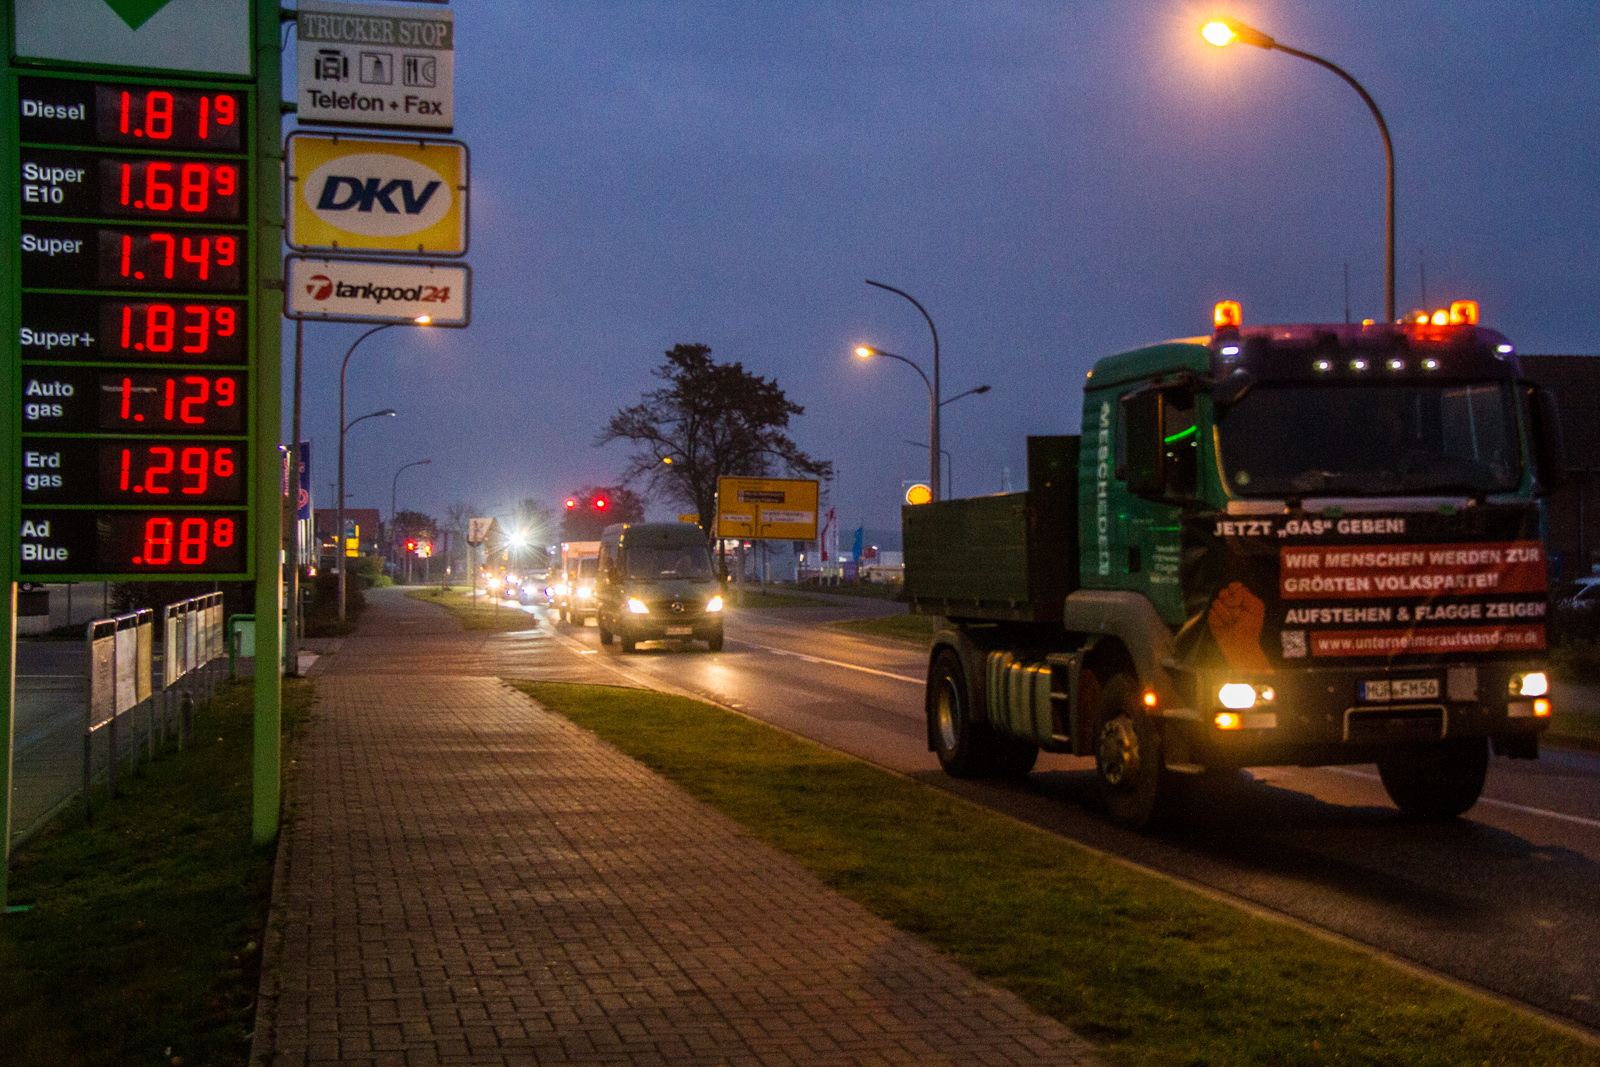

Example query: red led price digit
[147,304,174,352]
[180,236,210,280]
[214,96,235,128]
[179,164,209,213]
[151,233,175,278]
[213,518,235,547]
[146,91,173,140]
[145,162,174,210]
[181,305,210,353]
[215,378,236,407]
[215,236,235,267]
[215,307,236,336]
[142,517,174,565]
[214,448,234,477]
[215,165,235,198]
[180,448,209,495]
[180,376,210,423]
[178,518,207,564]
[144,446,174,494]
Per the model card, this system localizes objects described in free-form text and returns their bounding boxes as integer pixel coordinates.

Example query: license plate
[665,626,693,636]
[1360,678,1440,702]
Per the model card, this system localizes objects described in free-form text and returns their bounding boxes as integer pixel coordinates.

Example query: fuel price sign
[14,73,255,580]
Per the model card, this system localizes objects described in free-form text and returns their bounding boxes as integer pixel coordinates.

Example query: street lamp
[390,458,432,576]
[337,407,396,619]
[863,280,943,501]
[1203,17,1396,322]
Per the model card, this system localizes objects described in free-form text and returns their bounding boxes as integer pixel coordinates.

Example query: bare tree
[597,343,831,531]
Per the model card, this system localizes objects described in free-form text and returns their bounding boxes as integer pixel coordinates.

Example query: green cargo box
[902,436,1080,623]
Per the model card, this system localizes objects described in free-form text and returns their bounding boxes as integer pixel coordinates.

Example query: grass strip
[827,612,934,645]
[1550,710,1600,745]
[729,589,833,608]
[406,586,539,631]
[0,677,314,1067]
[515,680,1597,1067]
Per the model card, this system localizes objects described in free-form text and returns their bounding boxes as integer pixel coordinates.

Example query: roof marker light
[1450,300,1479,325]
[1423,358,1440,370]
[1431,309,1450,326]
[1413,311,1430,324]
[1220,345,1240,357]
[1350,359,1369,371]
[1497,344,1514,355]
[1214,300,1243,329]
[1388,358,1405,371]
[1314,359,1332,372]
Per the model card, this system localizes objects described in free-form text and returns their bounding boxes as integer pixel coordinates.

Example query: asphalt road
[467,590,1600,1036]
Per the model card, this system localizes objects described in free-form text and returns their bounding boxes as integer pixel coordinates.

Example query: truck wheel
[1093,673,1170,829]
[598,621,613,646]
[928,649,991,778]
[1376,738,1488,819]
[989,736,1040,780]
[706,632,724,652]
[621,636,637,654]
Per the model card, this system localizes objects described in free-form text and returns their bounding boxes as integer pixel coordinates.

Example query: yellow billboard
[716,477,819,541]
[287,132,467,255]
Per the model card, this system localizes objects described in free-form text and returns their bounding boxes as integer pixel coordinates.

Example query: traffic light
[564,497,577,509]
[593,495,608,510]
[405,539,417,553]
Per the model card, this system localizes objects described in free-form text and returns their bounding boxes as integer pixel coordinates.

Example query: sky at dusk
[284,1,1600,543]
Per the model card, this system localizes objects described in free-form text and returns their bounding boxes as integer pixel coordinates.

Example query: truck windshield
[1218,382,1522,497]
[575,557,597,578]
[626,544,713,580]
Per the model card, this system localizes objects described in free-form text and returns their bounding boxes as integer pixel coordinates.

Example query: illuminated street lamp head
[855,345,874,359]
[508,531,527,548]
[1201,17,1275,49]
[414,315,431,325]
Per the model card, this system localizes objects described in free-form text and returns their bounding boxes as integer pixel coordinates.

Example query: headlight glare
[1513,671,1549,698]
[627,597,650,614]
[1218,683,1257,710]
[706,595,723,613]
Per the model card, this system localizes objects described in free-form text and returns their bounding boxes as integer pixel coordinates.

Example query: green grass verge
[406,586,539,631]
[827,612,934,645]
[0,677,315,1067]
[514,680,1597,1067]
[729,589,831,608]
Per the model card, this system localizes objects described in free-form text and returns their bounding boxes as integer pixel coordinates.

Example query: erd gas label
[1189,510,1548,667]
[286,132,466,255]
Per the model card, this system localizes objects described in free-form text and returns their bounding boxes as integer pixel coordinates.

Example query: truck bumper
[1166,661,1550,768]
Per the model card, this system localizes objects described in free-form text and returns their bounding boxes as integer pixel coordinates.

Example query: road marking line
[748,644,923,685]
[1322,766,1600,830]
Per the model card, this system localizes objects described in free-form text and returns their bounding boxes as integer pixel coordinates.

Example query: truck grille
[1343,705,1446,744]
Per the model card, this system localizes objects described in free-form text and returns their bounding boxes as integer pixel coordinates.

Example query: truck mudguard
[1061,589,1187,711]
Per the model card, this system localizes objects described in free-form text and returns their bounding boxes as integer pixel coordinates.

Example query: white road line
[746,643,923,685]
[1322,766,1600,830]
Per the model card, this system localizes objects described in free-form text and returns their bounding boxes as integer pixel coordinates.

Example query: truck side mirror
[1527,384,1567,494]
[1121,389,1165,497]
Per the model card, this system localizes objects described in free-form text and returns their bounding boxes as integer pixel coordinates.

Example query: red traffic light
[405,539,416,552]
[564,498,577,509]
[593,496,608,510]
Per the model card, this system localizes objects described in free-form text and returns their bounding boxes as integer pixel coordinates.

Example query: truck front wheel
[1376,738,1488,819]
[928,650,991,778]
[1094,673,1171,829]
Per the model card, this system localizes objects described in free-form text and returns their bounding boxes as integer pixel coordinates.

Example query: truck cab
[909,301,1564,827]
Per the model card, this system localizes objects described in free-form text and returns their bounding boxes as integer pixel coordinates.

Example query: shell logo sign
[286,131,467,255]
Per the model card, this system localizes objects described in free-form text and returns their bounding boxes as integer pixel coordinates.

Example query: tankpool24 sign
[286,254,469,326]
[286,131,466,255]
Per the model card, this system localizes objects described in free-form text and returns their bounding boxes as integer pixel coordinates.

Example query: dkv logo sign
[303,153,451,238]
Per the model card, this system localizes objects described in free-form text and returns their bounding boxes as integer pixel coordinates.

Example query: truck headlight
[1510,671,1549,698]
[577,586,593,599]
[627,597,650,614]
[1218,683,1257,710]
[706,595,723,613]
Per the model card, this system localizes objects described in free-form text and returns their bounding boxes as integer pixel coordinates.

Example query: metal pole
[338,324,395,622]
[867,281,942,500]
[287,320,303,676]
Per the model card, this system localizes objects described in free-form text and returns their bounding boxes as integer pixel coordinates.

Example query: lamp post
[864,280,942,500]
[391,459,432,581]
[337,407,396,620]
[1203,17,1396,323]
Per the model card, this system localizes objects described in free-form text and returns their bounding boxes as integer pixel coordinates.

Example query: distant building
[314,507,381,562]
[1521,355,1600,582]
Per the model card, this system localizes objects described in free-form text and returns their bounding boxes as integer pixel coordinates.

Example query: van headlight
[627,597,650,614]
[577,585,593,599]
[1510,671,1548,698]
[705,595,723,613]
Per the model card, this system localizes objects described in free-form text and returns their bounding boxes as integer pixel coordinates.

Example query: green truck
[905,302,1563,827]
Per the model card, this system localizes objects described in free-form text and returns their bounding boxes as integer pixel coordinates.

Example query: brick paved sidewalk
[253,669,1100,1066]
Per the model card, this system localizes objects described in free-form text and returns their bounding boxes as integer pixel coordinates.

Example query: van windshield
[574,557,597,578]
[627,544,713,580]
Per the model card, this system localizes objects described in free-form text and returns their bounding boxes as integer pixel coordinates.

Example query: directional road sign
[716,477,819,541]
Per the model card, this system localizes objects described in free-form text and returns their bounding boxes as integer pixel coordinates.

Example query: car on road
[595,522,724,653]
[557,555,600,623]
